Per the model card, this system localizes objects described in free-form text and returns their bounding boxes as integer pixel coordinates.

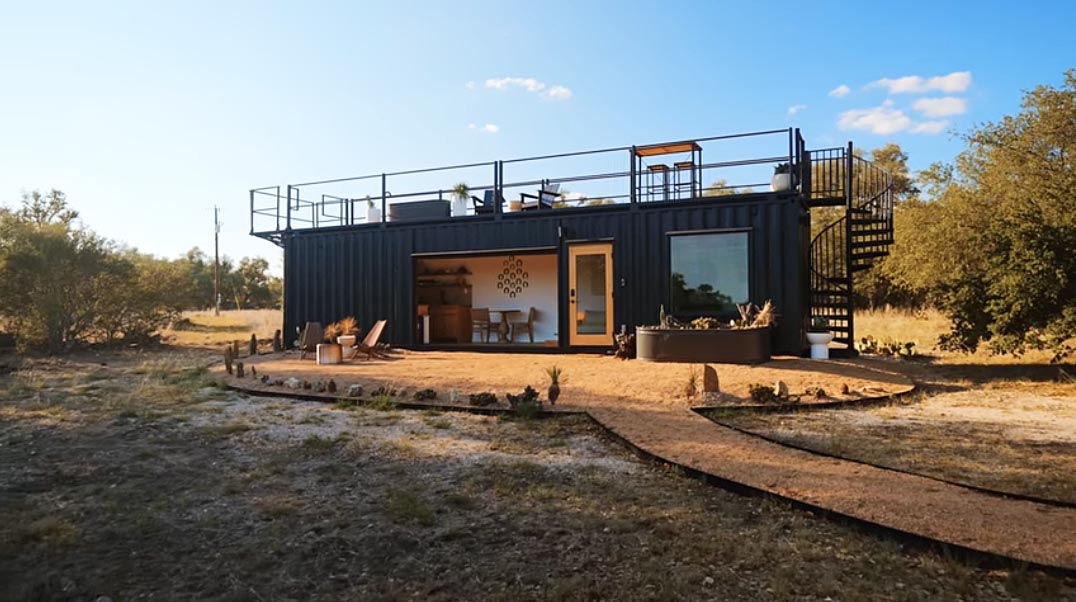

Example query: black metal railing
[249,128,808,240]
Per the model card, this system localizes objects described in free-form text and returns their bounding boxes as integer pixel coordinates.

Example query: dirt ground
[3,349,1074,601]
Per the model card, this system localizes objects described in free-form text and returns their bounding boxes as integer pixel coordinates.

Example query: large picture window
[669,231,749,315]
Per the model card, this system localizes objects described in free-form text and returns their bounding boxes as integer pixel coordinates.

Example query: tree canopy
[884,69,1076,359]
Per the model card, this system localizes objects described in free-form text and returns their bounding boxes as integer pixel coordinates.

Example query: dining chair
[510,307,537,343]
[471,308,492,343]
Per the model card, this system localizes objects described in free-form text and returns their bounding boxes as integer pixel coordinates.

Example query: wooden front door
[568,243,614,346]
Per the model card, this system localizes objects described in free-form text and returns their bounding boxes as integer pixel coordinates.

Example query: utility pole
[214,206,221,316]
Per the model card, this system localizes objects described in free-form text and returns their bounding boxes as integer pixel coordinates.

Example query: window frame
[666,228,752,318]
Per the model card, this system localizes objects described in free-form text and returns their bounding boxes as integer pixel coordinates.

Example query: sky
[2,1,1074,274]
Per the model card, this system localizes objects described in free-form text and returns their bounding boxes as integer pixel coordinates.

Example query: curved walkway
[219,352,1076,572]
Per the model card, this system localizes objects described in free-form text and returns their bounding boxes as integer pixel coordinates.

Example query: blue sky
[2,1,1074,273]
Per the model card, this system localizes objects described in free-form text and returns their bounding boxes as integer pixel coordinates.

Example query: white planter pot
[451,197,469,217]
[336,335,357,359]
[366,206,381,223]
[771,173,792,192]
[806,331,834,359]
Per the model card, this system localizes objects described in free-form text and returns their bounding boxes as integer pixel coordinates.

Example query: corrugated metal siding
[282,194,808,354]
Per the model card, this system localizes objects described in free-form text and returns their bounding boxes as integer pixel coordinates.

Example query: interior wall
[417,254,558,343]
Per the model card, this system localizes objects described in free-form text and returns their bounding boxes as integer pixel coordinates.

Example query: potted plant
[328,317,360,359]
[508,198,523,212]
[451,182,470,217]
[771,163,792,191]
[365,196,380,223]
[806,316,834,359]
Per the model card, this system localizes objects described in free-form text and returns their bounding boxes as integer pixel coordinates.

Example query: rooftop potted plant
[806,316,834,359]
[771,163,792,192]
[365,195,380,223]
[451,182,470,217]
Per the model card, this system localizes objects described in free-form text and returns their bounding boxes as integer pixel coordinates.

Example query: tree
[885,69,1076,358]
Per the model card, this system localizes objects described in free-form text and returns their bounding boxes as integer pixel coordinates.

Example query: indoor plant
[771,163,792,191]
[806,316,834,359]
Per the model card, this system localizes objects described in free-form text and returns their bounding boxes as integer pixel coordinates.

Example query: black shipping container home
[250,129,894,357]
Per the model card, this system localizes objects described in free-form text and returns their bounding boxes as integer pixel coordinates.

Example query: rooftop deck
[249,128,851,245]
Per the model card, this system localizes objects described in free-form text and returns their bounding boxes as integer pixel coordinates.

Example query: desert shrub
[468,392,498,407]
[855,335,917,358]
[506,386,542,419]
[413,388,437,401]
[747,383,780,404]
[690,317,720,330]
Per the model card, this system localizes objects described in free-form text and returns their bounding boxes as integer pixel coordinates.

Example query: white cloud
[837,102,911,135]
[787,104,807,116]
[467,123,499,133]
[545,85,573,101]
[828,84,851,98]
[912,96,967,117]
[911,120,948,134]
[465,81,475,89]
[870,71,972,94]
[486,77,546,93]
[484,77,572,100]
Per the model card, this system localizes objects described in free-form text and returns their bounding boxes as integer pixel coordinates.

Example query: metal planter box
[635,326,772,364]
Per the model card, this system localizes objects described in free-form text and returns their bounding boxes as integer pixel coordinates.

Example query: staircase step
[812,302,853,309]
[808,196,846,207]
[852,250,890,261]
[810,288,850,296]
[851,217,889,225]
[851,239,894,249]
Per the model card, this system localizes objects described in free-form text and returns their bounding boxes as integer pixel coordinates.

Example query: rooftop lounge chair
[298,322,323,360]
[520,183,560,210]
[470,190,497,215]
[354,319,389,360]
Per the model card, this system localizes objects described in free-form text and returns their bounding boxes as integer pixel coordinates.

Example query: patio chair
[354,319,389,360]
[469,308,490,342]
[520,183,560,210]
[510,307,537,343]
[298,322,323,360]
[470,190,497,215]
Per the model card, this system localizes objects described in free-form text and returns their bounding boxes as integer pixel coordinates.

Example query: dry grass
[159,309,281,349]
[2,349,1073,600]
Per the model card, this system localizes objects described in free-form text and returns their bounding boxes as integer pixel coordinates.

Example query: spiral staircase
[804,143,895,354]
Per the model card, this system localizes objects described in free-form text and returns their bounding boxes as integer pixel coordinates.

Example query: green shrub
[506,386,542,419]
[856,335,917,358]
[747,383,780,404]
[468,392,498,407]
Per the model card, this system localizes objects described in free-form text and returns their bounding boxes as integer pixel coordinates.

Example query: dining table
[491,309,522,342]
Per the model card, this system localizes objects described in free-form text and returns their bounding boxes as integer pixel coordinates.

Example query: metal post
[215,206,223,318]
[629,146,637,203]
[845,140,855,351]
[380,173,387,226]
[286,185,293,231]
[248,191,254,234]
[494,161,502,215]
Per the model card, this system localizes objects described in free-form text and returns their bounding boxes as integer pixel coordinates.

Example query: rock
[95,596,114,602]
[260,374,270,384]
[839,383,850,395]
[774,380,789,400]
[302,380,312,390]
[272,329,283,352]
[327,379,337,393]
[250,366,257,378]
[699,391,723,404]
[235,362,245,378]
[313,380,326,393]
[284,377,303,389]
[272,378,285,387]
[249,334,258,356]
[702,364,719,393]
[347,384,364,397]
[224,346,234,375]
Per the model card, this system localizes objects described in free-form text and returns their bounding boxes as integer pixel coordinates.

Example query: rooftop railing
[250,127,817,240]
